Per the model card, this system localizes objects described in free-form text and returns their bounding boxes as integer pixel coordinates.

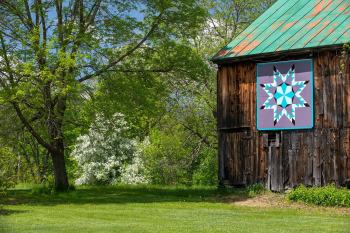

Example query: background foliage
[0,0,275,189]
[0,147,17,192]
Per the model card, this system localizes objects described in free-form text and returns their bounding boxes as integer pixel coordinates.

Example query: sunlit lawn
[0,185,349,233]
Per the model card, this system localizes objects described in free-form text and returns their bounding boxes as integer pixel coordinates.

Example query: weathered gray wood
[288,149,296,188]
[263,134,268,148]
[305,133,313,186]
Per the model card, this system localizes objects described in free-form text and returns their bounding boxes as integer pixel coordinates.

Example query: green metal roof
[212,0,350,62]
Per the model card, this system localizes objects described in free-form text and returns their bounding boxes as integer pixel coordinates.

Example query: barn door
[265,133,284,192]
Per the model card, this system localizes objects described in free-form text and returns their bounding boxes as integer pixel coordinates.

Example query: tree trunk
[50,147,69,191]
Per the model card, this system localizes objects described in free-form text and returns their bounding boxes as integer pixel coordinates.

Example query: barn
[212,0,350,191]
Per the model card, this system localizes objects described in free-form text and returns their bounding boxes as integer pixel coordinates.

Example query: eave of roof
[213,44,344,64]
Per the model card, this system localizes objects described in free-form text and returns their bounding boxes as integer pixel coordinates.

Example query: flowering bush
[72,113,137,185]
[119,142,149,185]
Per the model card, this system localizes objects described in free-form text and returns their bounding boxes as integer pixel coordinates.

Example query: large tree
[0,0,205,190]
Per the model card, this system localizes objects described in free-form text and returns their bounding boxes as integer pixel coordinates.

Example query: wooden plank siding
[217,50,350,191]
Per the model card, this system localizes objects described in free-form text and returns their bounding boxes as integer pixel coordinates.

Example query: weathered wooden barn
[212,0,350,191]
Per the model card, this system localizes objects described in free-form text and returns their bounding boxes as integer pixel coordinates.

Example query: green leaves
[0,0,275,187]
[0,147,17,193]
[288,185,350,207]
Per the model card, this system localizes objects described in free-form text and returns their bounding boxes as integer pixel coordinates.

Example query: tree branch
[2,1,32,30]
[85,0,102,29]
[77,12,164,82]
[24,0,34,29]
[0,31,52,152]
[97,68,173,74]
[55,0,64,48]
[180,123,211,147]
[11,101,53,152]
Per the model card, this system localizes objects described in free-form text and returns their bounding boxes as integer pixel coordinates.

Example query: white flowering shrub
[119,139,149,185]
[72,113,137,185]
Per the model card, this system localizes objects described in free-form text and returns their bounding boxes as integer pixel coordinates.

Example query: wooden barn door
[265,133,284,192]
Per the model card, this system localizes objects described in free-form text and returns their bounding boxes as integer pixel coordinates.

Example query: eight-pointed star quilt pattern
[257,59,313,130]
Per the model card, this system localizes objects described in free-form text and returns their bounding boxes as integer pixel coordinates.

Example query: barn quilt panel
[257,59,314,130]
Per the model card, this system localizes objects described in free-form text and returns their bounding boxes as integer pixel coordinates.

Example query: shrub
[192,147,218,186]
[247,183,266,197]
[142,128,193,185]
[0,147,17,193]
[72,113,136,185]
[119,141,149,185]
[287,185,350,207]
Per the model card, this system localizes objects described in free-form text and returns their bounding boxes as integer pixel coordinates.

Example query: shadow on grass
[0,185,250,207]
[0,208,28,216]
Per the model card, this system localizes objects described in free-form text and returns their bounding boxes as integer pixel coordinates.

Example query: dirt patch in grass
[224,192,350,215]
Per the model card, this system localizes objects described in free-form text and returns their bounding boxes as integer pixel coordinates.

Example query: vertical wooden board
[320,130,329,185]
[267,133,284,192]
[251,82,255,127]
[252,130,259,182]
[231,133,238,184]
[238,132,245,184]
[344,56,350,127]
[295,131,307,184]
[282,132,290,188]
[218,66,230,128]
[256,133,262,181]
[331,129,340,186]
[338,129,345,185]
[259,133,268,183]
[226,133,234,183]
[305,131,314,186]
[241,132,248,184]
[237,62,256,127]
[322,60,332,128]
[218,132,225,182]
[278,145,284,192]
[329,54,338,128]
[314,54,324,128]
[222,133,229,182]
[234,65,242,126]
[247,63,256,127]
[276,144,284,192]
[226,66,234,127]
[291,133,305,184]
[231,65,236,127]
[240,83,247,126]
[251,63,257,126]
[270,146,277,191]
[227,132,246,185]
[217,66,225,128]
[231,133,237,183]
[313,129,321,186]
[326,129,334,185]
[246,130,256,184]
[336,71,343,128]
[266,146,273,190]
[269,143,274,190]
[288,149,296,188]
[343,128,350,183]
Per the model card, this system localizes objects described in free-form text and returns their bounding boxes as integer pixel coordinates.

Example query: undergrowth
[247,183,266,197]
[287,184,350,208]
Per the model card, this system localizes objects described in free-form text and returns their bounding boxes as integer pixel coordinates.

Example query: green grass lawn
[0,185,349,233]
